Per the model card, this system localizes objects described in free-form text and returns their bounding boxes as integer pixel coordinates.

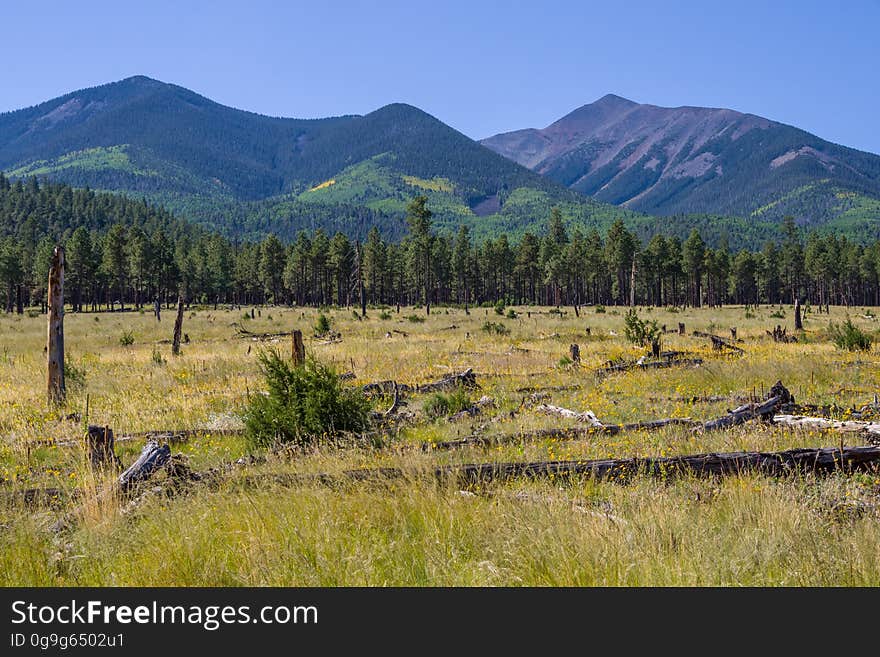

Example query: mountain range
[2,77,879,245]
[481,94,880,233]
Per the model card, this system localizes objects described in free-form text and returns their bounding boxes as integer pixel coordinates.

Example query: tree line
[3,175,880,313]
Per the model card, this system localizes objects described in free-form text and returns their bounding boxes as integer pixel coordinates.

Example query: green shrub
[151,348,165,365]
[424,386,472,419]
[506,308,517,319]
[405,314,425,323]
[594,305,606,314]
[244,350,371,449]
[314,313,332,335]
[494,300,506,315]
[119,330,134,346]
[64,359,86,389]
[482,321,510,336]
[379,311,392,320]
[770,309,785,319]
[623,309,661,348]
[828,318,873,352]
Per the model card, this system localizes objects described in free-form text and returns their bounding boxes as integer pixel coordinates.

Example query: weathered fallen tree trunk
[261,445,880,488]
[535,404,605,426]
[600,358,703,374]
[362,368,478,396]
[234,323,291,340]
[118,439,171,490]
[692,330,744,353]
[699,381,792,432]
[26,427,244,449]
[773,415,880,442]
[428,417,697,451]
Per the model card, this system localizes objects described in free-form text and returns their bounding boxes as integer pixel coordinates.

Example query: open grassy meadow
[2,303,880,586]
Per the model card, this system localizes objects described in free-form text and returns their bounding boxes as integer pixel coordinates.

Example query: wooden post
[569,344,580,364]
[678,322,685,335]
[47,246,65,406]
[291,329,305,366]
[730,327,737,340]
[794,298,803,331]
[172,294,184,356]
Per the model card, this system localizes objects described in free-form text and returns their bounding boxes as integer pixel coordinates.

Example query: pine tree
[405,196,434,314]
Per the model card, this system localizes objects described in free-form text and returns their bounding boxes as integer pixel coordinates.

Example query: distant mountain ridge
[3,79,880,245]
[481,94,880,229]
[0,76,631,240]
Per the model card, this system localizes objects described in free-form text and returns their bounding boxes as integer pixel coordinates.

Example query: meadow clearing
[2,302,880,586]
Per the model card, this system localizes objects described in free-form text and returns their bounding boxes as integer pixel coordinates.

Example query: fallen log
[118,440,171,491]
[773,414,880,441]
[692,330,744,353]
[428,417,698,450]
[536,403,604,426]
[25,427,244,449]
[233,323,291,340]
[362,368,478,396]
[268,445,880,488]
[699,381,792,432]
[416,368,478,393]
[600,357,703,374]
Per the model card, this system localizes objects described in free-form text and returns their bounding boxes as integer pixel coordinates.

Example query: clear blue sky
[2,0,878,153]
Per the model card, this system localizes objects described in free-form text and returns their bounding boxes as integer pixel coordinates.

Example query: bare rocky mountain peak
[480,94,878,221]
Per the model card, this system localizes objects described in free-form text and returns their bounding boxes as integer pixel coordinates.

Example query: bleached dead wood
[698,381,792,432]
[536,404,605,428]
[772,415,880,440]
[118,440,171,490]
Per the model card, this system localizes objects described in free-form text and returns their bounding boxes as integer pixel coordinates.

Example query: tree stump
[172,295,185,356]
[569,344,580,364]
[47,246,65,406]
[87,425,120,470]
[650,339,661,358]
[730,327,737,340]
[291,329,305,366]
[678,322,685,335]
[794,298,803,331]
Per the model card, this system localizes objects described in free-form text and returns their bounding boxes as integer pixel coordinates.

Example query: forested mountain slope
[0,77,630,240]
